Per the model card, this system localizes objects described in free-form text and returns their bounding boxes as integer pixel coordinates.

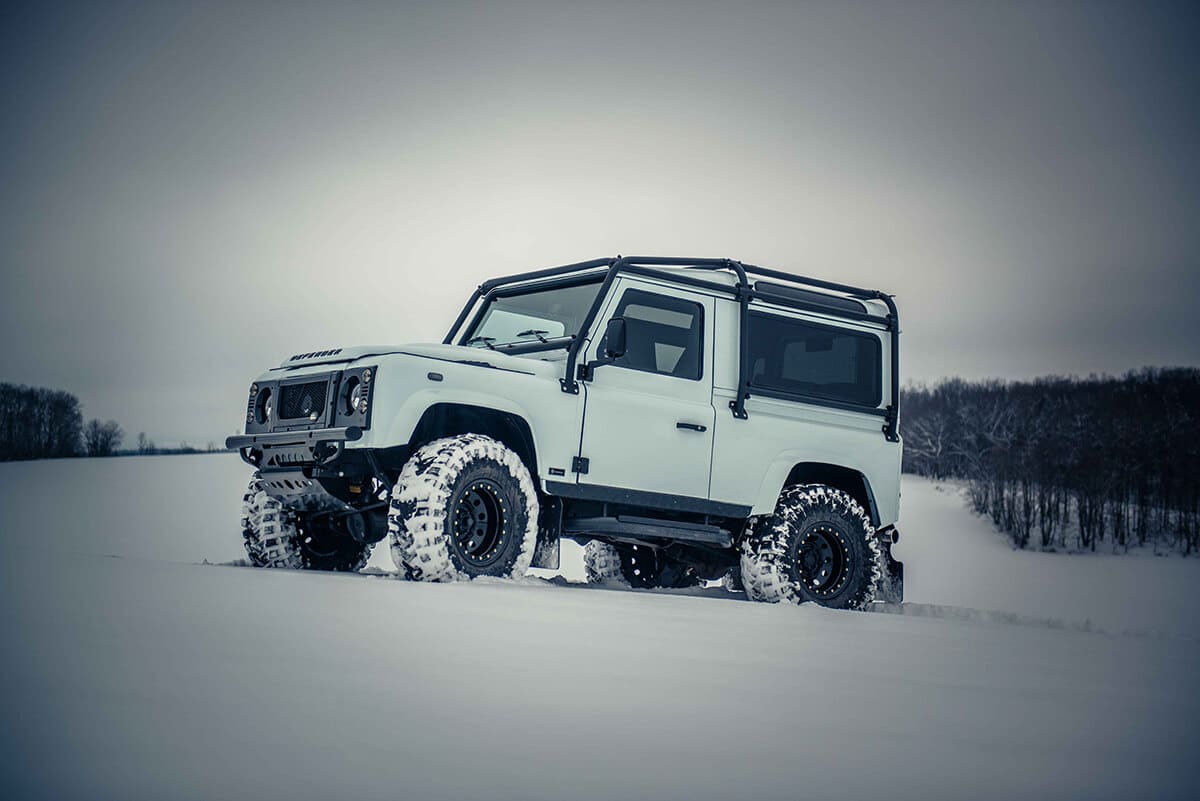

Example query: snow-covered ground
[1,454,1197,800]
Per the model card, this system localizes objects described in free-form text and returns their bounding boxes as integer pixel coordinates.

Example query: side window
[747,312,881,407]
[602,288,704,380]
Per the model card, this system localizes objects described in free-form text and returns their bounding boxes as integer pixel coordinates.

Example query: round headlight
[352,382,367,413]
[343,377,362,415]
[255,387,272,424]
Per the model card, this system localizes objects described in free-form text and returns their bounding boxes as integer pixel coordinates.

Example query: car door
[576,278,716,500]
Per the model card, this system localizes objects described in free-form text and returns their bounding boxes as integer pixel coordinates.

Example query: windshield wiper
[516,329,550,343]
[465,336,497,350]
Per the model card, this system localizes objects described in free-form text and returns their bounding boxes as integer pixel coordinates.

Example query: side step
[563,515,733,547]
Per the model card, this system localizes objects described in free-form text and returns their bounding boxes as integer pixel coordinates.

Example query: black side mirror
[579,316,628,382]
[603,317,627,359]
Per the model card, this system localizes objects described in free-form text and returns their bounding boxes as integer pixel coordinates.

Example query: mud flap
[532,496,562,570]
[876,534,904,604]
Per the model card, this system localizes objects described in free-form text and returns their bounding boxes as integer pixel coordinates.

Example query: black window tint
[603,289,704,380]
[747,312,881,407]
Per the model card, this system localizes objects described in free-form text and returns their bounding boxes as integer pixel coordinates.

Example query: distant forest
[902,368,1200,556]
[0,383,85,460]
[0,382,220,461]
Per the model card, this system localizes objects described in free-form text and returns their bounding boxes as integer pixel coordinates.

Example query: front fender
[380,387,538,449]
[347,352,584,487]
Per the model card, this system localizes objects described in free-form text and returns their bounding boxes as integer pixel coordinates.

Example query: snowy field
[1,454,1197,800]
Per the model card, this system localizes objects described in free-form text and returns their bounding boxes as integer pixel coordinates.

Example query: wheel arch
[407,402,540,479]
[781,462,880,527]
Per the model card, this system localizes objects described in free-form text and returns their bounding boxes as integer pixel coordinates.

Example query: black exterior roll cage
[444,256,900,442]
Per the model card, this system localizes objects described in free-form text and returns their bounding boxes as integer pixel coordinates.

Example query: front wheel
[241,478,372,572]
[740,484,881,609]
[388,434,539,581]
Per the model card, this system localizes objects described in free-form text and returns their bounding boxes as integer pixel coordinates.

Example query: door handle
[676,422,707,432]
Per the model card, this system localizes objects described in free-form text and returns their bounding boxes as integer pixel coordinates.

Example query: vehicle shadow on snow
[210,559,747,602]
[208,560,1195,641]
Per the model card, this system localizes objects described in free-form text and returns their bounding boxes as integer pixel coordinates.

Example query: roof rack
[444,256,899,441]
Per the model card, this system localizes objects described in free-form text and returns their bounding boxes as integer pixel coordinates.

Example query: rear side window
[747,312,881,407]
[602,289,704,380]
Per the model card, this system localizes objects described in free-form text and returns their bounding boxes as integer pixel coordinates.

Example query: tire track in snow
[867,601,1198,642]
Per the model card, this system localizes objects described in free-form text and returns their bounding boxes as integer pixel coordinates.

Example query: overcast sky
[2,1,1198,445]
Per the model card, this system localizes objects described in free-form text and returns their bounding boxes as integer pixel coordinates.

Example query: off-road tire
[241,478,372,572]
[583,541,627,585]
[721,564,744,593]
[388,434,539,581]
[740,484,881,609]
[583,540,701,589]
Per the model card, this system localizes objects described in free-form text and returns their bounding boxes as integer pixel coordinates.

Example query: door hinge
[572,456,590,474]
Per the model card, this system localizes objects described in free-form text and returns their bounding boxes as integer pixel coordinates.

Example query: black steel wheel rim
[623,544,658,586]
[795,525,851,598]
[452,479,508,567]
[294,516,338,557]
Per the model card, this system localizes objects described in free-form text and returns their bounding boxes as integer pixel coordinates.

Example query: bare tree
[902,369,1200,556]
[905,410,950,479]
[83,419,124,457]
[0,383,83,460]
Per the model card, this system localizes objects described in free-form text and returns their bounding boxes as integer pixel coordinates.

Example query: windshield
[463,280,602,349]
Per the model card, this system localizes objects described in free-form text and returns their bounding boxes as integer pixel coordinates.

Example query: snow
[896,481,1200,639]
[0,454,1197,800]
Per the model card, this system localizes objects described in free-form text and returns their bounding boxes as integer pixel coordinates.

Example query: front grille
[278,380,328,420]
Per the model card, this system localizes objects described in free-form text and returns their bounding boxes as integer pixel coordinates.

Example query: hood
[278,342,564,380]
[386,342,565,379]
[280,346,398,369]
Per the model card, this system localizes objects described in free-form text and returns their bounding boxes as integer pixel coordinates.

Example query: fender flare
[752,454,881,526]
[384,390,543,477]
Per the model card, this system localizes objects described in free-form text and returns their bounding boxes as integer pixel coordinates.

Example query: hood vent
[288,348,343,363]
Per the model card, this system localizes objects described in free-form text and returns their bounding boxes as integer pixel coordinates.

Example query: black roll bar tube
[444,257,618,345]
[442,255,899,440]
[878,292,901,442]
[443,285,484,345]
[741,261,900,441]
[479,256,616,292]
[557,257,753,419]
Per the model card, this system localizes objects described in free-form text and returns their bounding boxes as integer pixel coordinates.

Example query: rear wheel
[740,484,881,609]
[241,478,372,572]
[721,564,744,594]
[583,540,625,584]
[583,541,701,589]
[388,434,539,581]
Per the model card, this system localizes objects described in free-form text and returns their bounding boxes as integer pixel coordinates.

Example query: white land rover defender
[227,256,903,608]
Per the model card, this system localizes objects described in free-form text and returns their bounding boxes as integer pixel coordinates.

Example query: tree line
[902,368,1200,555]
[1,382,125,460]
[1,382,231,461]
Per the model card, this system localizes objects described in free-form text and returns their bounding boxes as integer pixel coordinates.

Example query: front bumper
[225,425,362,469]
